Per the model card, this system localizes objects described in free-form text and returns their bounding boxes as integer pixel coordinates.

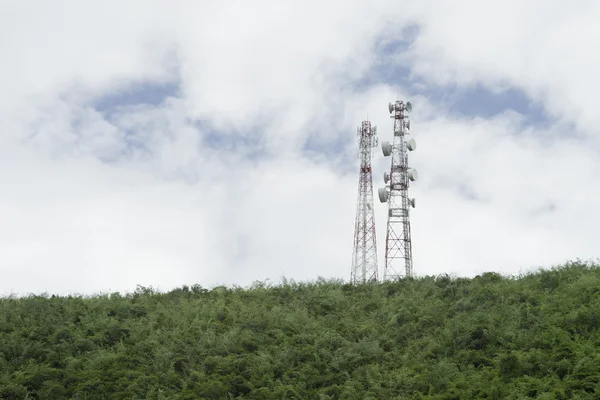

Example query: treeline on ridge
[0,260,599,399]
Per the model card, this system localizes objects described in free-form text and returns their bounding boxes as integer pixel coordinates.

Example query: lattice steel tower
[351,120,379,284]
[378,100,418,280]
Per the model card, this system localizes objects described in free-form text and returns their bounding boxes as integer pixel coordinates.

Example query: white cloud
[400,0,600,132]
[1,0,599,295]
[405,110,600,279]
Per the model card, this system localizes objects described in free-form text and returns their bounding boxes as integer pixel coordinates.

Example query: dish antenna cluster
[378,100,417,280]
[351,120,379,284]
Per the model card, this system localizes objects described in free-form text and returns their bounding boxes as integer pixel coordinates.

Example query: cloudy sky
[1,0,599,296]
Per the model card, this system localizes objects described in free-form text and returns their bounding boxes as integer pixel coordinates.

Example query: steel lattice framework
[378,100,417,280]
[351,120,379,284]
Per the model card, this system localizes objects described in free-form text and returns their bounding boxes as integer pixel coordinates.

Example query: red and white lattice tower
[351,120,379,284]
[378,100,418,280]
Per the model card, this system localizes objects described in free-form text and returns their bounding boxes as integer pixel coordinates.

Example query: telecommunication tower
[378,100,418,280]
[351,120,379,284]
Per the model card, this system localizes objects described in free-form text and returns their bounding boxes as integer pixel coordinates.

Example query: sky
[1,0,600,296]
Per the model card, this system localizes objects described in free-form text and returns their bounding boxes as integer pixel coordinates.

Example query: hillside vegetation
[1,261,600,399]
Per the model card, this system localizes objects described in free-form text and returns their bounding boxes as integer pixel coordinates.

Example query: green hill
[1,261,599,399]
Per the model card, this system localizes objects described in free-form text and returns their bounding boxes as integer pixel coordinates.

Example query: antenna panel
[408,168,418,182]
[378,187,388,203]
[407,138,416,151]
[382,141,392,157]
[383,172,390,183]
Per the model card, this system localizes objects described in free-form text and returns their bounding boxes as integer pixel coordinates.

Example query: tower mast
[378,100,418,280]
[351,120,379,284]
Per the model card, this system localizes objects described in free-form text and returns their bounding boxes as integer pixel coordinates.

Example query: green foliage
[1,261,600,398]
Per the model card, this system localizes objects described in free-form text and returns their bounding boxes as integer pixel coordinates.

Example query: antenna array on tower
[378,100,417,280]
